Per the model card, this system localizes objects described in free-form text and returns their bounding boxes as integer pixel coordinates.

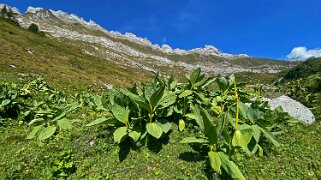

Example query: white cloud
[287,46,321,61]
[161,37,167,43]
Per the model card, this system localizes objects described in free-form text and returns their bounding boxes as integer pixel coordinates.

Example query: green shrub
[28,23,45,36]
[284,57,321,80]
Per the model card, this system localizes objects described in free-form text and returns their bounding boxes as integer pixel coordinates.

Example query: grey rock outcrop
[264,95,315,125]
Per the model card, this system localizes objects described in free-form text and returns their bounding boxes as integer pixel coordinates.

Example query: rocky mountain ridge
[20,6,249,59]
[1,4,294,75]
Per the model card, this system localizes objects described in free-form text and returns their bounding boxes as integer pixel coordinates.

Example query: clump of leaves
[0,83,21,120]
[88,75,176,144]
[285,74,321,120]
[1,78,81,144]
[23,79,80,145]
[51,149,77,178]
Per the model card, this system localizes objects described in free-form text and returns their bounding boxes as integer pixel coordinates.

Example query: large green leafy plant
[88,76,176,144]
[173,67,215,131]
[180,74,296,179]
[86,68,296,179]
[181,104,245,179]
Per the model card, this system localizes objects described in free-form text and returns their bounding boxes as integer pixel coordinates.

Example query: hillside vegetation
[283,57,321,81]
[0,17,152,89]
[281,58,321,119]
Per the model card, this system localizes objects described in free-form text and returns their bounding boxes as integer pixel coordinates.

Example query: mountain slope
[0,4,297,88]
[0,17,153,88]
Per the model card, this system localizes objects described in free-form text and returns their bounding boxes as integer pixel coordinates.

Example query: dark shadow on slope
[147,131,171,153]
[118,139,131,162]
[178,151,206,162]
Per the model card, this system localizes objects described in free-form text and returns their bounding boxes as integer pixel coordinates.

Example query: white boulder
[264,95,315,125]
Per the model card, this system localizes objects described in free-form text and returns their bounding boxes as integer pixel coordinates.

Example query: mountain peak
[26,6,47,14]
[0,4,21,15]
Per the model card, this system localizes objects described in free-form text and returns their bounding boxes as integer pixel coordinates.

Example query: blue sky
[1,0,321,60]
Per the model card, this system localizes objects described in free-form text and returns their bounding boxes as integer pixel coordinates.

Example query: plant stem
[149,113,153,123]
[234,79,239,130]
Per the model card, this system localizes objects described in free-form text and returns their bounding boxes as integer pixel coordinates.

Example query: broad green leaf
[238,101,248,120]
[185,113,196,120]
[121,89,150,111]
[259,127,280,147]
[28,118,45,125]
[272,131,283,136]
[201,77,216,88]
[1,99,10,107]
[174,104,183,114]
[113,127,128,143]
[150,85,165,108]
[228,74,236,87]
[193,78,208,88]
[129,130,141,142]
[218,152,245,180]
[200,108,218,145]
[157,91,176,108]
[217,114,227,135]
[57,119,72,130]
[168,76,177,90]
[53,103,79,121]
[178,119,185,132]
[105,88,119,106]
[251,144,264,156]
[188,67,201,85]
[180,137,209,144]
[136,100,151,112]
[178,90,193,98]
[275,106,283,113]
[86,117,116,127]
[111,103,129,125]
[216,76,228,91]
[251,125,261,142]
[38,126,57,141]
[65,102,80,113]
[157,119,171,133]
[194,92,210,104]
[247,108,264,124]
[208,151,221,174]
[52,111,67,121]
[27,125,43,140]
[166,106,174,117]
[143,82,155,102]
[21,110,30,117]
[226,112,237,128]
[189,104,204,131]
[146,122,163,139]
